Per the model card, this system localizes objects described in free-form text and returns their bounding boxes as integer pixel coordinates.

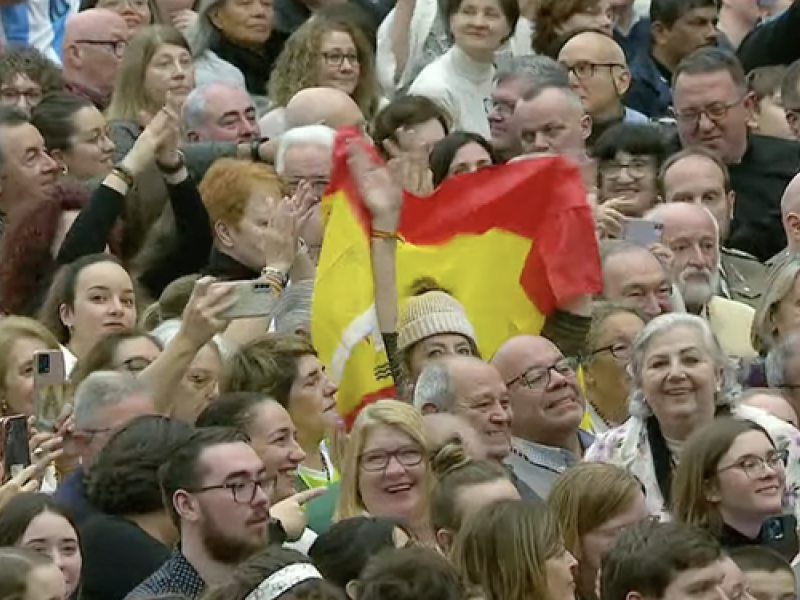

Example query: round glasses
[717,450,787,480]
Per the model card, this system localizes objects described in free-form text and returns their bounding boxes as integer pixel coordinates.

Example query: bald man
[557,30,648,146]
[62,9,128,109]
[491,335,591,499]
[740,389,799,428]
[780,173,800,259]
[645,202,756,357]
[259,87,365,137]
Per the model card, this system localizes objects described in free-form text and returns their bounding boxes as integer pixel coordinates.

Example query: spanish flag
[313,129,602,421]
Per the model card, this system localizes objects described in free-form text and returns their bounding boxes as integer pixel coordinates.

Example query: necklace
[509,443,565,476]
[587,399,614,428]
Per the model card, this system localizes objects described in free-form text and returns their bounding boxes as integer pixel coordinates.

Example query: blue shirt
[53,467,98,525]
[0,0,79,64]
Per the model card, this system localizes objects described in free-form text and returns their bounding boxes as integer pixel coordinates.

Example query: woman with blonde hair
[453,499,578,600]
[335,400,434,544]
[672,417,791,558]
[752,257,800,355]
[548,462,649,600]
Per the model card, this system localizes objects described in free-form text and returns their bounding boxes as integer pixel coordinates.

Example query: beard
[199,513,265,565]
[679,267,720,309]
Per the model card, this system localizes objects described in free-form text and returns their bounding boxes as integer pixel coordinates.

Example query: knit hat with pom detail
[397,289,477,352]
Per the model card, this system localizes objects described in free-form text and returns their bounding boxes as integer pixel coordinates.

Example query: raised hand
[262,197,300,274]
[383,130,434,197]
[270,487,328,541]
[179,277,237,348]
[347,139,403,232]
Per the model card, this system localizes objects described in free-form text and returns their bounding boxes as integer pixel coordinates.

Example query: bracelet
[261,275,284,294]
[261,266,289,288]
[155,150,186,174]
[371,229,400,240]
[111,164,135,187]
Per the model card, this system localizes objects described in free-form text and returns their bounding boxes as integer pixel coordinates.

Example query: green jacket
[720,246,766,308]
[304,481,341,534]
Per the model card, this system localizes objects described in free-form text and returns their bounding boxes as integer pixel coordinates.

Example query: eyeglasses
[717,449,788,479]
[360,446,424,472]
[71,427,114,443]
[322,51,359,68]
[562,61,624,80]
[488,98,517,118]
[192,475,275,504]
[286,178,329,197]
[590,343,633,362]
[0,87,43,103]
[602,158,653,180]
[673,96,745,127]
[506,357,579,391]
[75,40,127,58]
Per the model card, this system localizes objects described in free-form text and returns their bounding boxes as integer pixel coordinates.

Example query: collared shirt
[506,430,595,500]
[125,548,206,600]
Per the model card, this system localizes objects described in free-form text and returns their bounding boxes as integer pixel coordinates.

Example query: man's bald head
[491,335,559,380]
[645,201,719,244]
[423,413,487,461]
[64,9,127,46]
[62,9,128,89]
[284,87,364,131]
[559,30,626,64]
[740,389,799,428]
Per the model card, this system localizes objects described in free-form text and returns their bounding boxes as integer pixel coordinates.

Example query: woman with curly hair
[532,0,613,56]
[261,16,382,133]
[0,47,64,115]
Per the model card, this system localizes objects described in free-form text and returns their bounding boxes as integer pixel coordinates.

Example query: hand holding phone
[624,219,664,246]
[0,416,30,480]
[33,350,67,433]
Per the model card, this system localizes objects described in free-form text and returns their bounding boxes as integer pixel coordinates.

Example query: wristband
[371,229,401,240]
[261,266,289,288]
[111,164,135,187]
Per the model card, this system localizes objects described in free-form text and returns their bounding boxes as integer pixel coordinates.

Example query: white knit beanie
[397,291,477,351]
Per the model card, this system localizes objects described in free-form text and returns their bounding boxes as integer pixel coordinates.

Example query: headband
[244,563,324,600]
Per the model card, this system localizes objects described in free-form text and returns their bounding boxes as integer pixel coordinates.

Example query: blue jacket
[625,51,673,119]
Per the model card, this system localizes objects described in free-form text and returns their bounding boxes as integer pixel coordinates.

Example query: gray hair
[185,0,226,57]
[183,85,211,131]
[413,363,457,412]
[765,331,800,387]
[73,371,151,430]
[275,124,336,175]
[495,55,569,91]
[628,313,741,419]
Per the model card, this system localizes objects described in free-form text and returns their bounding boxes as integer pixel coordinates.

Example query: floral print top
[584,404,800,522]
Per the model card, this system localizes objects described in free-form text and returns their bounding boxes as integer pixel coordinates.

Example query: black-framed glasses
[192,475,275,504]
[75,39,127,57]
[506,356,579,391]
[562,61,624,80]
[359,446,424,472]
[0,87,42,103]
[601,157,654,180]
[322,51,359,68]
[717,449,788,479]
[590,343,633,362]
[673,96,745,127]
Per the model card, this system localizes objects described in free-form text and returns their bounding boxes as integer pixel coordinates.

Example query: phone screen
[2,417,30,478]
[33,350,67,432]
[624,219,663,246]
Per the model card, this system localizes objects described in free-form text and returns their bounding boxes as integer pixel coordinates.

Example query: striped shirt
[0,0,79,65]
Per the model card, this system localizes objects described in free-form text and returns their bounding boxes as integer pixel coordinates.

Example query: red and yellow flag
[313,129,602,422]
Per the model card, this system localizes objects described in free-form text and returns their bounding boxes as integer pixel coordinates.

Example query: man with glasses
[127,427,273,600]
[557,30,649,149]
[491,336,592,499]
[55,371,157,524]
[61,9,128,110]
[672,47,800,262]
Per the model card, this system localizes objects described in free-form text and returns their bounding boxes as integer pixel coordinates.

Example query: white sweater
[408,46,494,138]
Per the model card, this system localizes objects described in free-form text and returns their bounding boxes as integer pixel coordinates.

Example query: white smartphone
[218,281,278,320]
[624,219,663,246]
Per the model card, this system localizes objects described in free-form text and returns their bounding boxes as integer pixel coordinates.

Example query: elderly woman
[752,257,800,355]
[187,0,288,102]
[585,313,800,522]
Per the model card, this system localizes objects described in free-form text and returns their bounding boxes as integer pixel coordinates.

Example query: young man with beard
[125,428,274,600]
[644,202,757,358]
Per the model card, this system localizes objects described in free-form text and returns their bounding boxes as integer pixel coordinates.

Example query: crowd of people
[0,0,799,598]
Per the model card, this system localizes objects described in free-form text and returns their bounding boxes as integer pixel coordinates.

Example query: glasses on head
[505,356,579,391]
[673,96,745,127]
[717,449,788,479]
[322,51,359,68]
[0,87,43,103]
[75,39,127,57]
[590,342,633,362]
[359,446,424,472]
[562,61,624,80]
[193,475,275,504]
[602,157,653,180]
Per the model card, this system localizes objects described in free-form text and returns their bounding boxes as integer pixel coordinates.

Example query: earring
[1,399,8,415]
[60,164,69,176]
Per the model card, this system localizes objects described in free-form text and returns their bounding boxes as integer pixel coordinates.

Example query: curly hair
[0,47,64,96]
[267,16,381,121]
[85,415,195,516]
[532,0,605,55]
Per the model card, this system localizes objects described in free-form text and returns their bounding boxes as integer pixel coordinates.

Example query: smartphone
[33,350,67,433]
[761,514,799,562]
[624,219,663,246]
[217,281,278,320]
[0,415,30,479]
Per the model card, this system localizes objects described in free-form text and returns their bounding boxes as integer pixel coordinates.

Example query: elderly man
[659,146,765,307]
[275,124,335,263]
[62,9,128,109]
[183,83,258,143]
[739,388,799,428]
[645,202,756,357]
[54,372,157,523]
[259,87,365,137]
[778,173,800,261]
[491,335,592,500]
[557,30,648,147]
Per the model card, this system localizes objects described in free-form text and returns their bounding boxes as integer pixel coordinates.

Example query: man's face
[744,567,797,600]
[673,70,752,165]
[598,151,659,216]
[654,6,718,63]
[190,442,272,564]
[450,362,512,462]
[0,123,58,209]
[603,250,673,320]
[513,88,589,157]
[192,86,258,143]
[69,18,129,95]
[661,559,727,600]
[661,154,735,241]
[785,82,800,141]
[558,33,628,118]
[488,76,531,158]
